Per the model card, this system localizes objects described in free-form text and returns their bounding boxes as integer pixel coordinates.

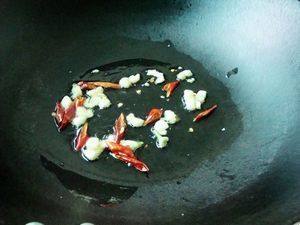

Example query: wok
[0,0,299,224]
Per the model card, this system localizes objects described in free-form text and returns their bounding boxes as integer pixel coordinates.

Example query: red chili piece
[52,102,65,127]
[114,153,149,172]
[144,108,163,126]
[52,97,85,131]
[106,141,135,158]
[193,104,218,122]
[74,123,89,151]
[113,113,127,143]
[78,81,121,90]
[162,80,180,97]
[106,141,149,172]
[52,101,75,131]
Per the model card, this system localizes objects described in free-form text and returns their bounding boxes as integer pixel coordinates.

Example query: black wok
[0,0,299,224]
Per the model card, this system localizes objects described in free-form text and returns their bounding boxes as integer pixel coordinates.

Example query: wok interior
[0,1,299,224]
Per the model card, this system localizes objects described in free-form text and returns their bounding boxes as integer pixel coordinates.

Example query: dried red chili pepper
[74,123,89,151]
[143,108,163,126]
[113,113,127,143]
[193,104,218,122]
[52,102,65,126]
[162,80,180,97]
[60,101,76,128]
[114,153,149,172]
[52,101,75,131]
[78,81,121,90]
[106,141,135,158]
[106,141,149,172]
[52,97,85,131]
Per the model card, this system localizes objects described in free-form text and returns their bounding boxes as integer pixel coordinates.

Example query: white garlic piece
[61,96,72,109]
[86,87,104,97]
[119,77,132,88]
[71,84,83,99]
[153,119,169,136]
[82,137,106,161]
[146,69,165,84]
[84,96,102,108]
[120,140,144,151]
[126,113,145,127]
[182,89,207,111]
[196,90,207,104]
[156,136,169,148]
[177,69,193,80]
[182,90,197,111]
[128,73,141,84]
[72,106,93,127]
[186,78,195,83]
[163,110,180,124]
[98,95,111,109]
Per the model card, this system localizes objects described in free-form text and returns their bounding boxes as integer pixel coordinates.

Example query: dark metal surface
[0,0,299,225]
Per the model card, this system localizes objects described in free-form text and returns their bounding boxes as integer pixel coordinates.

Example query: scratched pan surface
[0,1,299,225]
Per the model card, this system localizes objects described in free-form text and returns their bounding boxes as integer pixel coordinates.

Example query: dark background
[0,0,299,224]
